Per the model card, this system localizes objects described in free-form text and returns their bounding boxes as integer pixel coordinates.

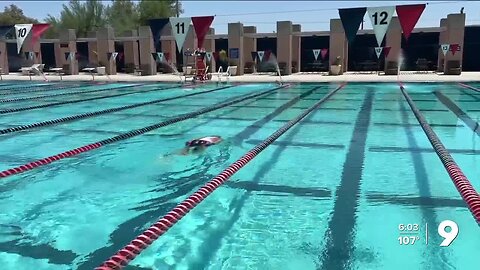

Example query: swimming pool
[0,81,478,270]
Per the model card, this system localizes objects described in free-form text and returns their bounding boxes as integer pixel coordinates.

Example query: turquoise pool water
[0,81,478,270]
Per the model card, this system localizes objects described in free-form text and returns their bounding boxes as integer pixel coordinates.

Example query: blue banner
[148,18,170,46]
[339,7,367,44]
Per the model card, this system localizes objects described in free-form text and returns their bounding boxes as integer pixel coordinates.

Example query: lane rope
[0,84,170,114]
[458,83,480,93]
[400,83,480,225]
[0,85,234,135]
[0,84,288,179]
[0,82,92,96]
[95,82,346,270]
[0,83,151,103]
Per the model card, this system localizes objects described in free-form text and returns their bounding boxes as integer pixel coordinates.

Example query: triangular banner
[251,51,257,61]
[164,52,170,62]
[396,4,426,42]
[191,16,214,49]
[257,51,264,61]
[169,17,192,52]
[339,7,367,44]
[206,51,212,62]
[156,52,164,62]
[374,47,383,58]
[147,18,170,46]
[107,52,112,61]
[0,25,13,38]
[111,52,118,61]
[450,44,460,55]
[151,52,157,61]
[212,51,219,62]
[383,46,392,58]
[312,49,320,61]
[440,44,450,56]
[29,51,34,60]
[321,48,328,60]
[64,52,70,61]
[367,6,395,46]
[69,52,75,61]
[14,24,33,54]
[265,50,272,62]
[35,51,40,58]
[31,23,50,45]
[24,52,29,59]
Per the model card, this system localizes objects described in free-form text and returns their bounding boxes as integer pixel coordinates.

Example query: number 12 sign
[367,6,395,47]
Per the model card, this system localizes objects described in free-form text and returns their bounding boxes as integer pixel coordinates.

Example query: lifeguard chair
[192,49,210,82]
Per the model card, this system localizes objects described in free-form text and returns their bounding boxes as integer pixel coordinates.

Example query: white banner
[257,51,264,61]
[367,6,395,46]
[206,52,212,62]
[112,52,118,61]
[312,49,320,61]
[157,52,164,62]
[169,17,191,52]
[69,52,75,61]
[374,47,383,58]
[14,24,33,54]
[440,44,450,56]
[29,51,34,60]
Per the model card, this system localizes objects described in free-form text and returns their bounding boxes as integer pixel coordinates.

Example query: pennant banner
[191,16,214,49]
[312,49,320,61]
[339,7,367,44]
[31,23,50,45]
[367,6,395,46]
[383,46,392,58]
[450,44,460,55]
[157,52,164,62]
[164,52,170,62]
[169,17,192,52]
[265,50,272,62]
[35,51,40,59]
[206,51,212,62]
[0,25,13,38]
[396,4,426,42]
[111,52,118,61]
[106,52,112,61]
[374,47,383,58]
[151,52,157,61]
[65,52,70,61]
[213,51,219,62]
[148,18,170,46]
[251,51,257,61]
[14,24,33,54]
[440,44,450,56]
[321,48,328,60]
[257,51,264,61]
[69,52,75,61]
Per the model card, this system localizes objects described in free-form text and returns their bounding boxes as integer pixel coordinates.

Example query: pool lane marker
[94,83,346,270]
[0,84,234,135]
[0,83,168,114]
[458,83,480,93]
[400,83,480,225]
[0,83,151,103]
[0,85,287,179]
[0,82,91,96]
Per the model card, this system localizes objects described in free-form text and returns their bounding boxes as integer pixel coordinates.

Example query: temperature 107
[398,236,420,245]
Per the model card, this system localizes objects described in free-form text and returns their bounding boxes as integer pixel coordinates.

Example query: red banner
[320,48,328,60]
[383,46,391,58]
[31,24,50,45]
[450,44,460,55]
[396,4,426,41]
[191,16,214,49]
[264,50,272,62]
[164,52,170,62]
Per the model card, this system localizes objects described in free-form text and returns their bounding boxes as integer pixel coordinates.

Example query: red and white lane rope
[0,85,286,179]
[400,84,480,225]
[95,82,347,270]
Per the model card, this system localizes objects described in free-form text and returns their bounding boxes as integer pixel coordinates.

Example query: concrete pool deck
[1,71,479,83]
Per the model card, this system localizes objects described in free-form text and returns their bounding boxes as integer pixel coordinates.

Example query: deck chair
[82,66,107,80]
[19,64,45,80]
[211,66,236,82]
[48,67,65,80]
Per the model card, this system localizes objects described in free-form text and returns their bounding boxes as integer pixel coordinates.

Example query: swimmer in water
[181,136,223,155]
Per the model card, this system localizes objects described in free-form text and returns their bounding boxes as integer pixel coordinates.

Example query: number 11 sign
[169,17,192,52]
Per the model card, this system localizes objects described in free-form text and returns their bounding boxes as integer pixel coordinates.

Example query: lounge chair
[444,60,461,75]
[19,64,46,80]
[48,67,65,80]
[82,66,106,80]
[211,66,236,82]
